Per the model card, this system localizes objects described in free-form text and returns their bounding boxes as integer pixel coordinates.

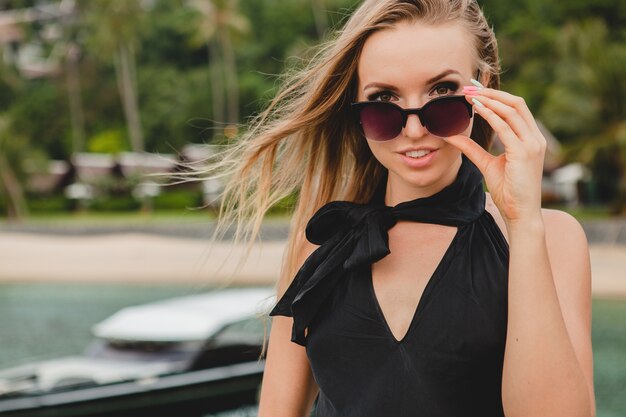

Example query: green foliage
[81,0,148,58]
[87,129,128,154]
[138,66,213,151]
[140,1,199,69]
[8,81,70,159]
[540,20,626,142]
[0,76,17,111]
[266,191,299,216]
[153,189,203,210]
[90,195,142,212]
[3,0,626,214]
[27,194,72,213]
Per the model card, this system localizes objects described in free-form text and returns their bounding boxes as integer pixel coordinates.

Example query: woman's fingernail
[470,78,485,89]
[463,86,480,91]
[471,98,485,108]
[463,86,480,96]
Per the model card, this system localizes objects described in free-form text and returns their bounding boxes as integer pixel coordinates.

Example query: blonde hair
[205,0,500,353]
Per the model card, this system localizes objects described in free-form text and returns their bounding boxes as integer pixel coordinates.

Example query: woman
[211,0,595,415]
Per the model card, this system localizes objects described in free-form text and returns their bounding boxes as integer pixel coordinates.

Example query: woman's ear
[476,67,490,89]
[474,65,491,89]
[482,74,493,89]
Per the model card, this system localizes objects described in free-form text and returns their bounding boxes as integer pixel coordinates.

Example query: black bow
[269,156,485,346]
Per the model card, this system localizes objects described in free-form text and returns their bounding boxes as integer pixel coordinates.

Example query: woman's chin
[386,160,462,201]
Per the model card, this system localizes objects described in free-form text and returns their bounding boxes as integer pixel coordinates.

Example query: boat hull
[0,361,264,417]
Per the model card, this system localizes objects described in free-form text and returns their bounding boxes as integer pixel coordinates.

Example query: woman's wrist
[504,212,545,239]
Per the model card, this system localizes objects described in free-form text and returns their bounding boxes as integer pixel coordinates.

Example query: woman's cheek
[365,140,395,169]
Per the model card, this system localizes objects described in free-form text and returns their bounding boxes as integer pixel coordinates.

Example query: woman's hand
[447,85,595,417]
[445,86,547,229]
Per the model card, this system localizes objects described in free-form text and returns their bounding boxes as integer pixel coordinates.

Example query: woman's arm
[487,201,596,416]
[502,209,593,417]
[543,209,596,415]
[257,316,319,417]
[447,89,594,417]
[257,240,320,417]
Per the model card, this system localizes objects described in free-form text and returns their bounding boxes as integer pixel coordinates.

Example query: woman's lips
[397,148,438,168]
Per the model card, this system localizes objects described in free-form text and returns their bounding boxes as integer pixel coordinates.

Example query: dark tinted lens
[359,102,403,141]
[422,98,471,137]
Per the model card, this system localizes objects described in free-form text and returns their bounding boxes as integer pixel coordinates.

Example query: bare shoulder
[541,208,592,297]
[484,193,589,255]
[292,236,319,267]
[485,193,591,298]
[541,208,589,257]
[277,232,319,296]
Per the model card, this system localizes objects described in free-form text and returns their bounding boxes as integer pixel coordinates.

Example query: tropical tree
[540,19,626,210]
[188,0,250,138]
[310,0,328,39]
[82,0,146,152]
[0,115,28,221]
[0,40,27,220]
[64,40,86,153]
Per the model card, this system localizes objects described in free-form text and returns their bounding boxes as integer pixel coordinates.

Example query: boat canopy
[92,287,275,342]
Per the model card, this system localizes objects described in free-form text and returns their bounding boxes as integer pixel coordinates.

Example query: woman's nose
[402,114,428,138]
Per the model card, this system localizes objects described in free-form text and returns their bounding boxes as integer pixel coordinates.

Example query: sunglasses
[351,95,473,141]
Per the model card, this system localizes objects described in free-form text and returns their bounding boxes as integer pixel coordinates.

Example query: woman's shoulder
[541,208,589,260]
[484,193,591,305]
[485,193,591,293]
[541,207,586,235]
[277,231,320,297]
[484,192,589,257]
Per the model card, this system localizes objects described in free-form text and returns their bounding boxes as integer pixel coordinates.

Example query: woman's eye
[368,91,395,102]
[430,82,458,96]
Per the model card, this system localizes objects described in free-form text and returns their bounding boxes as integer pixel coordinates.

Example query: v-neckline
[368,227,461,344]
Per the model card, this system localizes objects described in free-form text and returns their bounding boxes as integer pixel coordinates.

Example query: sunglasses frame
[351,95,474,141]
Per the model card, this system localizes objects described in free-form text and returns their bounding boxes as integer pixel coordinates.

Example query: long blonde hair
[206,0,500,326]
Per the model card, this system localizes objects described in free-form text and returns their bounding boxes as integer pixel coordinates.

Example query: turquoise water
[591,299,626,416]
[0,283,624,416]
[0,283,196,367]
[0,283,260,417]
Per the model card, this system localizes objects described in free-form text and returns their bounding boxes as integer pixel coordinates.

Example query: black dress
[270,157,509,417]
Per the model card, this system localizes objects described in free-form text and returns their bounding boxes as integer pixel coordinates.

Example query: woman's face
[356,21,477,204]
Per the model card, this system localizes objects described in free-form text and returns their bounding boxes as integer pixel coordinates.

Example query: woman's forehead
[357,21,475,89]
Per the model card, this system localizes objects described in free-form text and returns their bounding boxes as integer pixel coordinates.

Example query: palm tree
[540,19,626,210]
[310,0,328,39]
[0,116,28,221]
[0,39,28,220]
[188,0,250,137]
[83,0,146,152]
[64,40,86,153]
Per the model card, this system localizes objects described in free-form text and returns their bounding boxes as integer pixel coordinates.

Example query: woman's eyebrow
[425,69,461,85]
[362,82,397,91]
[362,69,462,91]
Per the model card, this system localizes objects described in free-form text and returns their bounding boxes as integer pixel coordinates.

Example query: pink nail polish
[463,86,480,91]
